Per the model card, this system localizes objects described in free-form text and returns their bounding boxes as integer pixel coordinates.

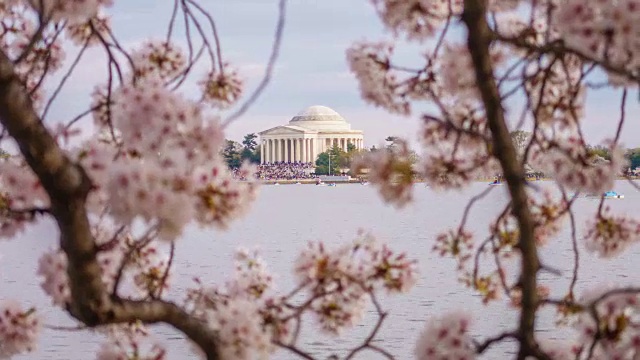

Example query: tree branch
[461,1,543,359]
[0,47,220,359]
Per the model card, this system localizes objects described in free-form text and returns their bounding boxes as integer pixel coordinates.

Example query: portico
[259,106,364,164]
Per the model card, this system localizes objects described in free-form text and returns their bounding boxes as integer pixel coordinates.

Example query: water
[2,181,640,359]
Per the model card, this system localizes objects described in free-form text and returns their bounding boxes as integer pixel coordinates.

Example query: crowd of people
[254,161,316,180]
[230,162,318,181]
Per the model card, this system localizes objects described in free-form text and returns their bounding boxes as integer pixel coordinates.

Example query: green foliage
[0,149,8,159]
[241,133,260,164]
[242,133,258,152]
[315,145,349,175]
[222,140,242,169]
[626,148,640,169]
[586,145,611,161]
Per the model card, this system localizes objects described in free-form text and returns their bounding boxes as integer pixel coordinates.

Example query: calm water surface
[3,181,640,359]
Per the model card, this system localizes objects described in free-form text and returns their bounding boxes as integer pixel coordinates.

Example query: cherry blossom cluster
[570,285,640,359]
[184,233,417,358]
[0,300,41,359]
[530,139,627,194]
[37,225,171,307]
[0,3,65,109]
[552,0,640,86]
[351,139,416,208]
[79,77,256,240]
[199,64,244,109]
[439,44,507,100]
[65,12,111,46]
[492,190,569,249]
[584,207,640,258]
[433,229,474,271]
[295,232,418,333]
[346,41,411,115]
[130,40,186,81]
[26,0,112,25]
[0,158,49,238]
[524,55,585,128]
[96,323,166,360]
[414,310,476,360]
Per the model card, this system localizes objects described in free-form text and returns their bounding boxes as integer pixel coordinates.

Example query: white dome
[290,105,346,123]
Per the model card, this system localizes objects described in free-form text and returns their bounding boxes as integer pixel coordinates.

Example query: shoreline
[256,177,639,185]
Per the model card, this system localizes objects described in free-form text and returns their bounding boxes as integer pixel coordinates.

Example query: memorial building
[258,105,364,164]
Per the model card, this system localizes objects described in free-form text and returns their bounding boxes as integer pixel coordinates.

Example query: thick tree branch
[0,48,220,359]
[461,1,543,359]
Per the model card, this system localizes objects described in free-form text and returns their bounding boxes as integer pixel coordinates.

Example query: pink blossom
[0,300,41,358]
[370,0,462,41]
[65,12,111,46]
[96,325,166,360]
[36,250,70,306]
[346,41,410,115]
[130,40,186,81]
[572,284,640,358]
[584,208,640,258]
[226,248,274,300]
[415,310,476,360]
[530,140,627,194]
[351,138,415,208]
[206,298,273,360]
[199,64,244,109]
[27,0,112,25]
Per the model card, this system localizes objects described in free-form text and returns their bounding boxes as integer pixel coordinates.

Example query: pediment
[259,125,315,136]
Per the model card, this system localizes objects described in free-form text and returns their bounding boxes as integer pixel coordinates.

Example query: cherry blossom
[415,310,476,360]
[571,284,640,359]
[27,0,112,25]
[351,138,415,208]
[530,140,627,194]
[96,324,166,360]
[0,300,41,358]
[584,207,640,258]
[346,41,410,115]
[199,64,244,109]
[130,40,186,81]
[370,0,463,41]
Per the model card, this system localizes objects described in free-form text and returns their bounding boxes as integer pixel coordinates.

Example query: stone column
[277,139,282,162]
[312,138,316,163]
[260,140,264,164]
[294,138,300,162]
[269,139,274,163]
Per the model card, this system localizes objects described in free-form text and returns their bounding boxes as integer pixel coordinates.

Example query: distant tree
[587,145,612,161]
[315,145,347,175]
[626,148,640,169]
[222,139,243,169]
[242,133,258,152]
[239,133,260,164]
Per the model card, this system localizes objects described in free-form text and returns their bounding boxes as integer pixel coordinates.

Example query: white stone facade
[258,105,364,164]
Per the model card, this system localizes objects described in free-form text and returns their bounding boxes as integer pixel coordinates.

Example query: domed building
[258,105,364,164]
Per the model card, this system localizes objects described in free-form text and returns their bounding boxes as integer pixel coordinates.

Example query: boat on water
[603,191,624,199]
[295,182,301,185]
[577,191,624,199]
[274,183,280,186]
[489,181,503,186]
[328,183,337,187]
[361,181,369,185]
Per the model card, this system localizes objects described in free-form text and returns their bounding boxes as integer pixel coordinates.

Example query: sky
[44,0,640,149]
